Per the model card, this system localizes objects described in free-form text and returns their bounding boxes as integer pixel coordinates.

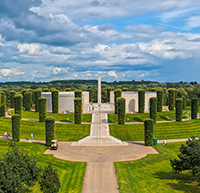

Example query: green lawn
[0,117,90,141]
[108,110,191,123]
[0,140,86,193]
[115,142,200,193]
[110,119,200,141]
[9,110,92,122]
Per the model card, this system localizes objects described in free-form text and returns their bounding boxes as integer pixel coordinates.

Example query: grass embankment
[108,110,191,123]
[115,142,200,193]
[9,110,92,122]
[110,119,200,141]
[0,140,86,193]
[0,117,90,141]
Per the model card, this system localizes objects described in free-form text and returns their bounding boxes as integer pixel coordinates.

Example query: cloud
[108,71,117,78]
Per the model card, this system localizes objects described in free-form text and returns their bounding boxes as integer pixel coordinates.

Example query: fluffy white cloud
[108,71,117,78]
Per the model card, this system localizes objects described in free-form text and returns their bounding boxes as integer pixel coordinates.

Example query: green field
[108,110,191,123]
[110,119,200,141]
[0,140,86,193]
[114,142,200,193]
[0,117,90,141]
[9,110,92,122]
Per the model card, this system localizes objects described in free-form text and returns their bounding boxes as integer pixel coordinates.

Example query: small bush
[52,90,59,113]
[138,89,145,113]
[191,98,198,119]
[43,88,50,92]
[144,118,154,146]
[45,117,55,146]
[114,89,122,114]
[106,87,112,103]
[74,98,82,124]
[14,94,22,118]
[150,97,157,123]
[175,98,183,122]
[12,114,20,141]
[117,97,125,124]
[39,97,47,122]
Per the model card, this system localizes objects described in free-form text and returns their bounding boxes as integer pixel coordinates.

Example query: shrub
[39,98,47,122]
[88,88,93,102]
[12,114,20,141]
[1,92,6,105]
[144,118,154,146]
[163,89,167,106]
[14,94,22,118]
[138,89,145,113]
[35,89,42,112]
[24,91,32,111]
[182,97,186,110]
[52,90,59,113]
[10,90,15,108]
[157,90,163,112]
[168,88,176,110]
[122,88,128,91]
[6,91,10,107]
[74,90,82,98]
[114,89,122,114]
[21,89,29,108]
[150,97,157,123]
[106,87,112,103]
[175,98,183,122]
[191,98,198,119]
[0,103,5,117]
[74,98,82,124]
[45,117,55,146]
[65,88,71,91]
[117,97,125,124]
[187,99,191,106]
[43,88,50,92]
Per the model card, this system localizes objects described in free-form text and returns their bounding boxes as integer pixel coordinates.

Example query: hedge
[1,92,6,105]
[88,88,93,102]
[12,114,20,142]
[122,88,128,91]
[157,90,163,112]
[45,117,55,146]
[150,97,157,123]
[182,97,186,110]
[74,98,82,124]
[117,97,125,124]
[191,98,198,119]
[6,91,10,107]
[24,91,32,111]
[0,104,5,117]
[21,89,29,108]
[43,88,50,92]
[138,89,145,113]
[114,89,122,114]
[52,90,59,113]
[106,87,112,103]
[75,90,82,98]
[175,98,183,122]
[163,89,167,106]
[10,90,15,108]
[168,88,176,110]
[65,88,71,91]
[144,118,154,146]
[35,89,42,112]
[39,97,47,122]
[14,94,22,118]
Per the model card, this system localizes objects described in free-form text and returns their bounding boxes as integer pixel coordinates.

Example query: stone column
[98,76,101,104]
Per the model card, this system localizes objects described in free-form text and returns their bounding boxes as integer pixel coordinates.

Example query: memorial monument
[98,76,101,104]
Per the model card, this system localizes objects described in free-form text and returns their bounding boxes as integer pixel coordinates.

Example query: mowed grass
[0,117,90,141]
[9,110,92,122]
[0,140,86,193]
[114,142,200,193]
[108,110,191,123]
[110,119,200,141]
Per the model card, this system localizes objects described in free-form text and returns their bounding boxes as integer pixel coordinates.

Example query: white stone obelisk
[98,76,101,104]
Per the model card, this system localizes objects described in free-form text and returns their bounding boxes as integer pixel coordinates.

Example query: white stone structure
[110,91,156,113]
[41,91,89,113]
[98,76,101,104]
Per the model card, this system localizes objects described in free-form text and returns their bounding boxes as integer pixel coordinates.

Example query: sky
[0,0,200,83]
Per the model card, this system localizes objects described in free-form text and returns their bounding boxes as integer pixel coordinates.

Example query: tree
[144,118,154,146]
[117,97,125,124]
[138,89,145,113]
[170,136,200,181]
[40,162,60,193]
[0,142,40,193]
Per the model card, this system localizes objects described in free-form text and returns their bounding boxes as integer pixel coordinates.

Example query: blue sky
[0,0,200,82]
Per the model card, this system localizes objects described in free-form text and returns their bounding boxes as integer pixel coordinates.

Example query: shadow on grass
[132,117,143,122]
[153,171,199,192]
[159,116,171,121]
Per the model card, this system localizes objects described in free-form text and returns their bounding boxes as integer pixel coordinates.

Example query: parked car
[51,140,58,150]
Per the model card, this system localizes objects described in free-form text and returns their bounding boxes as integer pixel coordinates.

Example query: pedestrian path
[72,104,127,146]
